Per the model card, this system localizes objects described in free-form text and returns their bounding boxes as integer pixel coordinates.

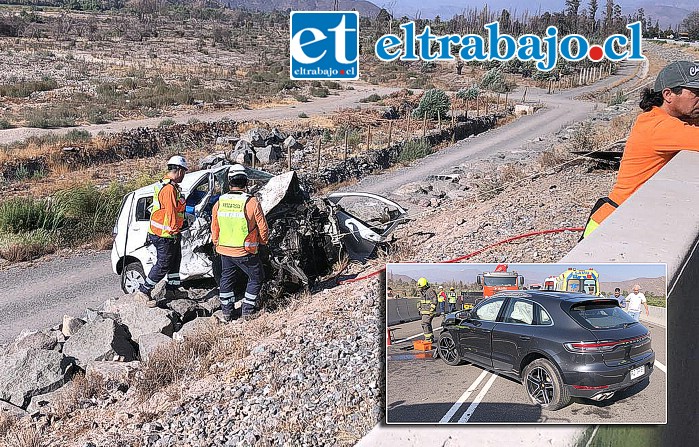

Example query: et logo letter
[290,11,359,80]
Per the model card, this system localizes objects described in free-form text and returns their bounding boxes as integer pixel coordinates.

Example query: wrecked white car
[111,165,406,300]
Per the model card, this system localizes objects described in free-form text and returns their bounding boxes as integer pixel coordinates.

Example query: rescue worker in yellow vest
[416,277,437,342]
[437,285,447,315]
[211,165,269,321]
[135,156,189,307]
[448,287,457,313]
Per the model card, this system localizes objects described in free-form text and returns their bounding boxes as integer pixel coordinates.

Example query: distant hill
[601,277,667,297]
[386,273,415,284]
[221,0,382,17]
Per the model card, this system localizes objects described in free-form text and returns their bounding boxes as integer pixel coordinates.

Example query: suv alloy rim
[526,366,555,405]
[438,336,458,363]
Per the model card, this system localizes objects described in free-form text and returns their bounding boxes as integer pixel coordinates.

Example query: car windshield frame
[566,300,637,330]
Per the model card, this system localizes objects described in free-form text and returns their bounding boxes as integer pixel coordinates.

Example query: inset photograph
[386,263,667,424]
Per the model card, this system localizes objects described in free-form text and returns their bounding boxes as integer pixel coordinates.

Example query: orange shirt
[211,194,269,257]
[609,107,699,205]
[150,182,185,236]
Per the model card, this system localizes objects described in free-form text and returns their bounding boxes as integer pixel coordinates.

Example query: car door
[457,296,507,368]
[491,298,551,374]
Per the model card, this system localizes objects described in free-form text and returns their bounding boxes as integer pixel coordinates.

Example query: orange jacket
[211,195,269,257]
[609,106,699,205]
[149,181,185,237]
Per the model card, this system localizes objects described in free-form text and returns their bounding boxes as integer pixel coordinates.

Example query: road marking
[392,326,443,344]
[584,425,600,447]
[654,360,666,373]
[457,373,498,423]
[438,369,490,423]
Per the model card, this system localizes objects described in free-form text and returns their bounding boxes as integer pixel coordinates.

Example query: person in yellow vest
[135,156,189,307]
[437,285,447,315]
[416,277,437,342]
[447,287,457,313]
[211,165,269,321]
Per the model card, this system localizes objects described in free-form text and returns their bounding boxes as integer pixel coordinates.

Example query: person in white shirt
[625,284,649,322]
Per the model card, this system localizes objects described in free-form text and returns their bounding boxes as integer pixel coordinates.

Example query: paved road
[0,252,121,344]
[386,317,667,424]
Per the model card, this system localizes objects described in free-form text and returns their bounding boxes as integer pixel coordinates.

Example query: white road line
[654,360,667,373]
[584,425,600,447]
[457,373,498,423]
[392,326,443,344]
[438,370,490,423]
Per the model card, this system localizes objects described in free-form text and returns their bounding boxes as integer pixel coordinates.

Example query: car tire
[522,358,571,411]
[121,261,146,294]
[437,331,463,366]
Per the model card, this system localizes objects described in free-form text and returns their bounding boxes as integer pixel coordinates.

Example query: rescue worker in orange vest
[447,287,457,313]
[135,156,189,307]
[211,165,269,321]
[582,61,699,238]
[437,285,447,315]
[416,277,437,342]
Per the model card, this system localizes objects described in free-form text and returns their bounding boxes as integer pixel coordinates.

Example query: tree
[588,0,598,33]
[412,89,451,120]
[603,0,614,33]
[682,11,699,40]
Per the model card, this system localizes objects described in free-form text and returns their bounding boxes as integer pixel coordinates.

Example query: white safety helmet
[228,164,248,179]
[167,155,188,171]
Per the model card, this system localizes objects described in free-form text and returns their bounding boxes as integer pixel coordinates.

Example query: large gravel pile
[38,278,383,447]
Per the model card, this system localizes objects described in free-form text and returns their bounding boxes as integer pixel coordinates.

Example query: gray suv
[437,290,654,410]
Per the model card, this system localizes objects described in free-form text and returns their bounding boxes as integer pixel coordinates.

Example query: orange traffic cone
[386,327,392,346]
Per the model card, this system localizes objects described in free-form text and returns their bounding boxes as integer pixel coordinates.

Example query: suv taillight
[564,334,650,353]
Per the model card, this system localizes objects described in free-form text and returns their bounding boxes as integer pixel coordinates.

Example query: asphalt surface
[386,317,667,424]
[0,251,121,345]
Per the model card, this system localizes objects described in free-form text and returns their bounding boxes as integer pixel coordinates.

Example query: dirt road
[0,62,644,343]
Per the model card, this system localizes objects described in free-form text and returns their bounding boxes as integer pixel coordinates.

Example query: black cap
[654,61,699,91]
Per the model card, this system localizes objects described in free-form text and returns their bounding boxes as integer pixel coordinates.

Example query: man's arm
[654,118,699,153]
[251,198,269,245]
[211,201,220,245]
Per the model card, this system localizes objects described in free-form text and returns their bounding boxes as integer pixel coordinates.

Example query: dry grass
[1,423,42,447]
[47,373,107,420]
[0,413,16,438]
[134,322,249,399]
[538,145,571,170]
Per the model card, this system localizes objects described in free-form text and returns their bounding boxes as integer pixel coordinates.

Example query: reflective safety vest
[438,291,446,302]
[217,192,259,254]
[149,179,185,238]
[417,299,436,316]
[448,292,457,303]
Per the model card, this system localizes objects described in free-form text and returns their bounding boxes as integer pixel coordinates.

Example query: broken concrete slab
[173,317,218,342]
[0,348,74,408]
[271,127,287,143]
[85,360,141,386]
[283,136,303,151]
[8,329,57,354]
[63,317,135,366]
[137,333,173,362]
[26,385,66,416]
[102,295,175,340]
[200,296,221,315]
[199,153,227,169]
[167,299,199,324]
[244,128,271,147]
[62,315,86,338]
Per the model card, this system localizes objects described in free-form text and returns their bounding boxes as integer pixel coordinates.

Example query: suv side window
[136,197,152,221]
[504,299,534,325]
[475,298,505,322]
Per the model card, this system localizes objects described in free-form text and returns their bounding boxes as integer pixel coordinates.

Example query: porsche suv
[437,290,654,410]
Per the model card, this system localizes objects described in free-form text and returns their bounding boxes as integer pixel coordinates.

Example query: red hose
[337,227,584,284]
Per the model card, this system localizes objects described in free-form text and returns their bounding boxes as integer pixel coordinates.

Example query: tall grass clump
[398,139,433,163]
[0,198,65,233]
[412,89,450,120]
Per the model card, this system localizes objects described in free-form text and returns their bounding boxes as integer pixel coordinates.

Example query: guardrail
[387,292,483,326]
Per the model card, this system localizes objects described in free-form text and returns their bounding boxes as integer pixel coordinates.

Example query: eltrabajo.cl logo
[289,11,359,80]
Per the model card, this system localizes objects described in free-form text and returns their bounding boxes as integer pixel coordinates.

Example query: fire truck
[476,264,525,298]
[544,268,600,295]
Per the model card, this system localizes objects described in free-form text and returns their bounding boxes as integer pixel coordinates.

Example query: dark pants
[421,314,434,342]
[140,233,182,296]
[448,302,456,313]
[220,254,264,316]
[439,301,445,315]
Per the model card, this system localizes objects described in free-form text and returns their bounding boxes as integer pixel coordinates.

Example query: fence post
[387,120,393,148]
[504,92,509,114]
[422,112,427,139]
[366,125,372,150]
[405,113,411,143]
[437,109,441,130]
[344,130,349,166]
[497,92,501,112]
[316,137,322,172]
[288,144,292,171]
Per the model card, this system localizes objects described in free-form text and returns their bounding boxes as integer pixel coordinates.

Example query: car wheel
[437,331,463,366]
[523,358,571,411]
[121,261,146,294]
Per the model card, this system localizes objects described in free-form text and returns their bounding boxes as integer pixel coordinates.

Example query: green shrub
[412,89,450,120]
[25,105,78,128]
[158,118,176,127]
[480,67,513,93]
[0,78,58,98]
[359,93,383,103]
[298,112,309,118]
[456,86,480,100]
[324,80,340,89]
[0,119,12,129]
[310,86,329,97]
[398,139,433,162]
[607,90,628,106]
[63,129,92,142]
[0,198,65,233]
[0,229,59,262]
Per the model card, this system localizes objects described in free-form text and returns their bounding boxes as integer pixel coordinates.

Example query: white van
[111,164,406,294]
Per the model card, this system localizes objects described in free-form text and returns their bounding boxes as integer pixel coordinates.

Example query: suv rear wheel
[437,332,463,366]
[121,261,146,294]
[523,358,571,410]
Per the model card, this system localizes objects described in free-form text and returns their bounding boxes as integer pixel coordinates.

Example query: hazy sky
[387,263,667,284]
